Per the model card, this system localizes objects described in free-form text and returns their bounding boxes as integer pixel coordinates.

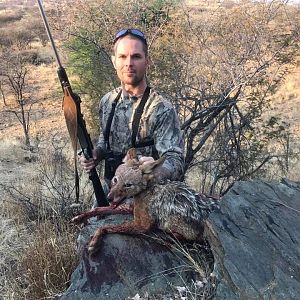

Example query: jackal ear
[139,156,166,174]
[127,148,137,159]
[123,148,138,163]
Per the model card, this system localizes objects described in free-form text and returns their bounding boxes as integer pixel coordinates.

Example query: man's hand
[139,156,155,164]
[123,152,171,182]
[78,149,99,174]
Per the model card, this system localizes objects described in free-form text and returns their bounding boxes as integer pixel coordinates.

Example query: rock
[60,214,206,300]
[205,179,300,300]
[60,179,300,299]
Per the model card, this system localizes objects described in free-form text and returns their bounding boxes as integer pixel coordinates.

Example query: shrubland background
[0,0,299,299]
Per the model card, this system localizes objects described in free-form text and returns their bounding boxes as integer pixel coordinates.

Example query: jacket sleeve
[152,105,185,181]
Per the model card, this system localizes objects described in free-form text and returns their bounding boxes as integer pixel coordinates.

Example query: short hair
[113,34,148,57]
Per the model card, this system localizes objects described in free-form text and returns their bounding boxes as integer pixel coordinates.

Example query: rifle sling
[62,86,79,202]
[131,86,151,147]
[104,89,122,150]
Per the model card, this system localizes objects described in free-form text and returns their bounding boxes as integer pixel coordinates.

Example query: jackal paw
[88,232,103,254]
[71,214,88,225]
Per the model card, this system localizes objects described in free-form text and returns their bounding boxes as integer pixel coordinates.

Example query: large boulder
[60,214,207,300]
[205,179,300,299]
[60,179,300,299]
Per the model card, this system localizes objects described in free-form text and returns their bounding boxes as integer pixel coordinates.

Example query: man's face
[113,36,148,87]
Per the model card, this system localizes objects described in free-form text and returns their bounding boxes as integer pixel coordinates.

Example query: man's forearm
[162,154,185,181]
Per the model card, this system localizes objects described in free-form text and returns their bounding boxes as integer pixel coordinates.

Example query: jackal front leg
[71,204,133,225]
[88,220,154,254]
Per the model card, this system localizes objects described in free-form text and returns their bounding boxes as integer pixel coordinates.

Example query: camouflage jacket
[96,87,185,181]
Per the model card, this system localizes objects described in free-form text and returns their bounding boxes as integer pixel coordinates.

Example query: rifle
[37,0,108,207]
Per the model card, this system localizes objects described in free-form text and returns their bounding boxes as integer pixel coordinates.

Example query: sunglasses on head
[113,28,147,46]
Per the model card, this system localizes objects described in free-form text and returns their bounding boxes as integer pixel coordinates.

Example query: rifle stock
[37,0,108,206]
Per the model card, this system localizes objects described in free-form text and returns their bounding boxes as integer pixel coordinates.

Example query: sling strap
[131,86,152,147]
[62,86,79,202]
[105,86,154,150]
[104,89,122,150]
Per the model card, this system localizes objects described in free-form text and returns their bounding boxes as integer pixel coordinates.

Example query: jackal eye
[112,176,118,184]
[124,183,133,188]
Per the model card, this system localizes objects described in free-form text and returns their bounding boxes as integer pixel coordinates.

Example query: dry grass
[0,216,27,298]
[264,62,300,182]
[0,209,76,300]
[14,221,78,300]
[129,233,217,300]
[271,64,300,136]
[0,140,93,299]
[167,239,217,300]
[0,211,78,300]
[0,137,31,162]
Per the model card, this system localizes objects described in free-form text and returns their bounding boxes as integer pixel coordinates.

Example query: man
[80,28,184,189]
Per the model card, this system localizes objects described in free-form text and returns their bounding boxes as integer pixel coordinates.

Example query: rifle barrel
[36,0,63,68]
[36,0,108,207]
